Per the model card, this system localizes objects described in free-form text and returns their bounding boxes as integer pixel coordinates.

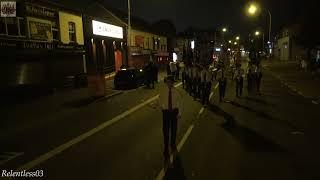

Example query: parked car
[114,68,145,89]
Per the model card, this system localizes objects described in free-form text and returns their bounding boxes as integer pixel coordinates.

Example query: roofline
[90,2,128,27]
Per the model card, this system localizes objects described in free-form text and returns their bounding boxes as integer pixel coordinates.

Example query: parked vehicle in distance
[114,68,145,90]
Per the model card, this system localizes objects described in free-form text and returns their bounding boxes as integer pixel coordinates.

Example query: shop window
[68,22,76,43]
[6,18,19,36]
[0,18,6,34]
[18,18,26,36]
[52,21,59,41]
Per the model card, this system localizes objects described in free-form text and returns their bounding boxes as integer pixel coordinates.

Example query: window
[0,18,6,34]
[18,17,26,36]
[0,17,26,36]
[6,18,19,36]
[52,21,59,41]
[68,22,76,43]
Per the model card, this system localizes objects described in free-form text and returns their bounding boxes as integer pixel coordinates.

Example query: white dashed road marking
[0,152,24,166]
[16,83,183,171]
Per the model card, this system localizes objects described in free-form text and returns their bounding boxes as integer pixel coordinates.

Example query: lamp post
[127,0,131,65]
[247,3,272,44]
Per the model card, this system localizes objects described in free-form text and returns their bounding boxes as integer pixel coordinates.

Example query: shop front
[83,14,127,96]
[0,1,85,94]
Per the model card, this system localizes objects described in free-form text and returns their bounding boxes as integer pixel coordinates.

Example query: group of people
[181,63,213,106]
[144,61,159,89]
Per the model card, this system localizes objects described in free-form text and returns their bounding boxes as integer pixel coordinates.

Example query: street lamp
[228,40,232,44]
[247,2,272,42]
[234,42,238,45]
[222,27,227,32]
[248,4,258,15]
[255,31,260,36]
[236,36,240,40]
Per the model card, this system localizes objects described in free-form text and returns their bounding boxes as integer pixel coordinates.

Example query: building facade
[0,0,86,92]
[274,27,306,61]
[130,29,168,68]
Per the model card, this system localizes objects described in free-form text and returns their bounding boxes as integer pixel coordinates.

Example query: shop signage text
[92,20,123,39]
[26,4,56,18]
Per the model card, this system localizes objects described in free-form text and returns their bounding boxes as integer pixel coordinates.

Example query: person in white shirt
[158,75,182,164]
[201,66,212,105]
[233,66,244,97]
[180,62,186,88]
[169,62,177,80]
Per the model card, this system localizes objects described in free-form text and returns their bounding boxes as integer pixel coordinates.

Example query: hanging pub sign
[29,20,53,41]
[92,20,123,39]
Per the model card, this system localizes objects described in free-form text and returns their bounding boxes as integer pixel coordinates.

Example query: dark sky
[103,0,301,37]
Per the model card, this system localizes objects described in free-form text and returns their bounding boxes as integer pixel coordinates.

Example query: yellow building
[59,11,84,45]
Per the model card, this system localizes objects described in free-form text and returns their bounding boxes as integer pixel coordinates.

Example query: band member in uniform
[158,75,182,169]
[234,66,244,97]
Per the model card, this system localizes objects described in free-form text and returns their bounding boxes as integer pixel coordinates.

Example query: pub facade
[0,0,85,93]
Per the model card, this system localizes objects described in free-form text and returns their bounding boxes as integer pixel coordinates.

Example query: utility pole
[127,0,131,65]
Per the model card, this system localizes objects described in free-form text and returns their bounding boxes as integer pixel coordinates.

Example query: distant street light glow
[236,36,240,40]
[234,42,237,45]
[248,4,258,15]
[228,40,232,43]
[222,28,227,32]
[255,31,260,36]
[173,52,178,62]
[191,40,195,49]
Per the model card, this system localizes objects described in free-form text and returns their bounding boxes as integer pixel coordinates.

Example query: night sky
[103,0,303,38]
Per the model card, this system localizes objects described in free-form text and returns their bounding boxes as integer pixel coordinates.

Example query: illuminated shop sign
[92,20,123,39]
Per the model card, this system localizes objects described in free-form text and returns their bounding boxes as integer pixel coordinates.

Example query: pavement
[1,66,320,179]
[263,60,320,103]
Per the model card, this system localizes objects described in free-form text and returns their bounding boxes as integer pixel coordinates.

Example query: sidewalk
[0,79,121,139]
[262,60,320,102]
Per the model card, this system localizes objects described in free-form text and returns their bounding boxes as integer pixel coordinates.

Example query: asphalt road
[1,66,320,180]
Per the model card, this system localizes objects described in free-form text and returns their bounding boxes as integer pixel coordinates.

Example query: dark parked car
[114,68,145,89]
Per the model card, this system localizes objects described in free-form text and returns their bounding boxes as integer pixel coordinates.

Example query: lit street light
[236,36,240,40]
[234,42,237,45]
[247,2,272,43]
[228,40,232,44]
[248,4,258,15]
[255,31,260,36]
[222,28,227,32]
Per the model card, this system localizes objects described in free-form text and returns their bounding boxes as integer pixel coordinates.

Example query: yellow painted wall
[59,11,84,45]
[130,29,167,51]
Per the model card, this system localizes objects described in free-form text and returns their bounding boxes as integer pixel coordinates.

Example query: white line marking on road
[16,81,183,171]
[199,107,204,115]
[214,83,219,89]
[16,96,160,171]
[174,82,182,88]
[0,152,24,166]
[155,125,194,180]
[312,100,319,105]
[291,131,304,135]
[209,92,214,100]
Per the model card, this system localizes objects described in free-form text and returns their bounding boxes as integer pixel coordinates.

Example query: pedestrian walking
[144,62,152,88]
[247,64,254,95]
[186,65,193,95]
[169,62,177,81]
[158,75,182,168]
[176,61,180,80]
[201,66,212,105]
[234,67,244,97]
[255,64,263,94]
[191,64,198,97]
[193,65,201,99]
[180,62,186,89]
[217,70,227,102]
